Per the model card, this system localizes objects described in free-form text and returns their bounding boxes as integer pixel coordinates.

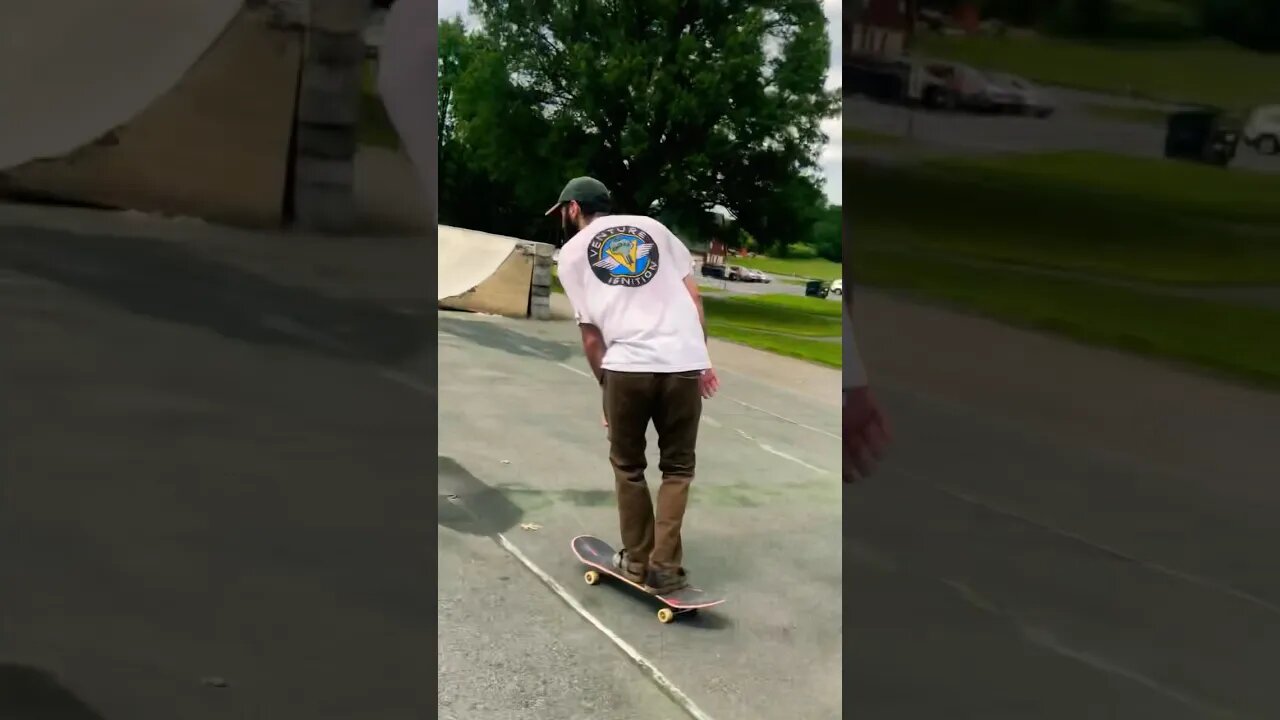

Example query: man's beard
[560,211,580,244]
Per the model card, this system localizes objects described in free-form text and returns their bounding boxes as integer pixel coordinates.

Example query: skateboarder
[549,176,717,594]
[843,224,891,482]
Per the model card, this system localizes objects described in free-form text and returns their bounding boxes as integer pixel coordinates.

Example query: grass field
[734,256,842,281]
[851,152,1280,388]
[916,34,1280,111]
[702,294,842,368]
[850,152,1280,285]
[861,247,1280,389]
[845,127,908,146]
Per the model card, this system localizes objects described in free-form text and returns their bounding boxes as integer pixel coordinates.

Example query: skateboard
[570,534,725,624]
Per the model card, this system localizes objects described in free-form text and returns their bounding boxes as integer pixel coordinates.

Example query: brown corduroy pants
[601,369,702,573]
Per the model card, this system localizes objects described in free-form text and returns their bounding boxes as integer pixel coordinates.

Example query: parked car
[830,278,843,296]
[700,262,726,279]
[913,61,1054,118]
[846,53,911,102]
[1243,104,1280,155]
[1165,108,1239,166]
[804,280,830,299]
[984,72,1055,118]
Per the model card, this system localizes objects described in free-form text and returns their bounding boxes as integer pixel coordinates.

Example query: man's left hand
[700,368,720,398]
[844,386,890,483]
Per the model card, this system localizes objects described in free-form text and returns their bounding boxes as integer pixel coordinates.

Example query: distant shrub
[784,242,819,259]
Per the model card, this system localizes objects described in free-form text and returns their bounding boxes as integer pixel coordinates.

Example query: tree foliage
[440,0,838,248]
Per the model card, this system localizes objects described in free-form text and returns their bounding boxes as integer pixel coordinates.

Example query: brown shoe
[645,567,688,594]
[611,550,646,584]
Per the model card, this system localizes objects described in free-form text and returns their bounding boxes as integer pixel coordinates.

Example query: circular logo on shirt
[588,225,661,287]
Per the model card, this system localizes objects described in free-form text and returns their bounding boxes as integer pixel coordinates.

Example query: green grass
[852,152,1280,388]
[734,256,842,281]
[703,294,842,368]
[859,247,1280,390]
[916,34,1280,111]
[845,126,907,146]
[850,152,1280,285]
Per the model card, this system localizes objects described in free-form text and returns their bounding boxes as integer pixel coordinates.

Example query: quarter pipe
[0,0,301,227]
[439,225,555,319]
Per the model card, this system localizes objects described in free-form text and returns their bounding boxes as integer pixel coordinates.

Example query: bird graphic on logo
[592,234,652,277]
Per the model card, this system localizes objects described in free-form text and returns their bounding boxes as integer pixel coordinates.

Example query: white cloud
[438,0,470,21]
[820,115,842,205]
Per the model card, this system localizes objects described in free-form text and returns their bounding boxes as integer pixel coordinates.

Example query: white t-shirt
[558,215,711,373]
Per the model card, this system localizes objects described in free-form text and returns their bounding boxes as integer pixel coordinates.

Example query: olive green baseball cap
[544,176,612,216]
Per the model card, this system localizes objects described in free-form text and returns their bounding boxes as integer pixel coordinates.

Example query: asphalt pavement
[9,203,1279,718]
[701,274,843,301]
[437,312,843,719]
[845,91,1280,174]
[850,288,1280,718]
[0,213,435,719]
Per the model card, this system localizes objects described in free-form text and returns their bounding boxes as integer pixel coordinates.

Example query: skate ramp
[439,225,555,319]
[0,1,301,227]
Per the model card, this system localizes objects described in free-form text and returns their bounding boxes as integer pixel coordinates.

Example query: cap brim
[544,201,564,217]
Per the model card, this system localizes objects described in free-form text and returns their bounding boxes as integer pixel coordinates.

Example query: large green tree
[438,18,548,237]
[449,0,838,244]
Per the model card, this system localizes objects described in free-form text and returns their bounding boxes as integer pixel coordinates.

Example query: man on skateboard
[549,176,718,595]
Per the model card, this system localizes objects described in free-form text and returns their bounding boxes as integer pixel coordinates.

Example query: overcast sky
[437,0,842,206]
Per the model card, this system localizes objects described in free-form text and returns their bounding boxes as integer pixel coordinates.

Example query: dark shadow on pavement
[0,664,106,720]
[676,609,735,632]
[0,227,428,366]
[438,314,574,363]
[438,456,523,536]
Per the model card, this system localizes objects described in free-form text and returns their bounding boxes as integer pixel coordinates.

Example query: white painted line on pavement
[734,429,828,475]
[379,368,434,396]
[726,397,838,440]
[493,532,717,720]
[702,415,722,428]
[519,343,551,358]
[557,362,592,379]
[758,443,828,474]
[890,465,1280,618]
[1017,624,1238,717]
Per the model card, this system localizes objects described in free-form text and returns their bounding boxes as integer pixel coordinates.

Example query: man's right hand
[844,386,890,483]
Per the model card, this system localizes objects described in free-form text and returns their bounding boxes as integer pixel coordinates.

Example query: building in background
[848,0,912,58]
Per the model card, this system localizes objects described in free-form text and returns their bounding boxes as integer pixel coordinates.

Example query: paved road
[438,312,842,719]
[0,217,435,719]
[850,288,1280,718]
[701,274,843,302]
[845,91,1280,174]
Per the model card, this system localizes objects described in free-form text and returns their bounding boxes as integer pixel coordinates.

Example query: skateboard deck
[570,534,725,623]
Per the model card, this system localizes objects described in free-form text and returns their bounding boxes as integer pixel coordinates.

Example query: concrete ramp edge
[438,225,555,319]
[0,2,301,227]
[0,0,243,170]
